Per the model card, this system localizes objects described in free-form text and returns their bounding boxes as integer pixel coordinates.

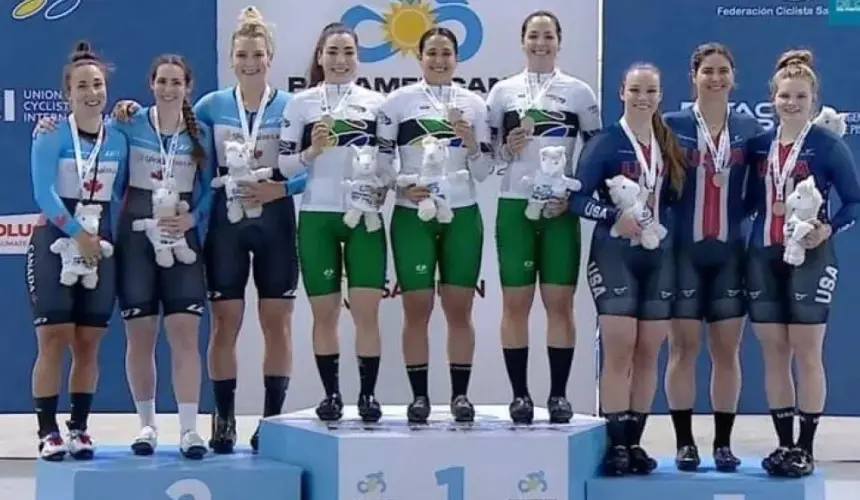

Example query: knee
[260,306,291,340]
[603,338,636,373]
[761,339,792,366]
[708,332,741,363]
[311,298,341,336]
[37,326,71,359]
[403,293,433,329]
[70,335,100,365]
[544,297,573,324]
[166,329,199,356]
[210,306,243,346]
[441,297,472,329]
[502,289,533,322]
[669,326,701,362]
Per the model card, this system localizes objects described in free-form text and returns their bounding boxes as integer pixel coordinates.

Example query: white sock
[178,403,198,434]
[135,400,156,428]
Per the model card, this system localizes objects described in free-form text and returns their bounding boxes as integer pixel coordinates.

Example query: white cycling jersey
[486,70,601,199]
[278,83,385,212]
[377,81,493,209]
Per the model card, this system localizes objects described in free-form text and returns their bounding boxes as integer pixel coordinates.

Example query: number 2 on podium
[435,466,464,500]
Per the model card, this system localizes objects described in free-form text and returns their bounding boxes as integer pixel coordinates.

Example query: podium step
[259,404,606,500]
[35,446,302,500]
[587,457,826,500]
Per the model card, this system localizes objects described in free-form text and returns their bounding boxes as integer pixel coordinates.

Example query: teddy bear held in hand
[50,202,114,289]
[132,177,197,268]
[396,135,469,223]
[211,140,273,223]
[342,144,386,232]
[520,145,581,220]
[605,174,667,250]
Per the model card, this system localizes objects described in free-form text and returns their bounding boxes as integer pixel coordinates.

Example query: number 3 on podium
[435,466,464,500]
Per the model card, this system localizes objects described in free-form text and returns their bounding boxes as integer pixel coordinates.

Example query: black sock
[213,378,237,419]
[669,408,694,448]
[358,356,381,396]
[797,411,821,454]
[68,393,93,431]
[605,412,627,447]
[627,411,648,446]
[548,346,574,398]
[315,354,340,395]
[406,363,429,398]
[713,411,736,449]
[770,407,795,448]
[450,363,472,399]
[502,347,529,398]
[263,376,289,417]
[35,395,59,438]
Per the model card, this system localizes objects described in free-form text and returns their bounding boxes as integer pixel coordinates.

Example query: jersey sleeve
[575,84,602,143]
[567,131,619,222]
[191,126,216,228]
[826,138,860,234]
[31,131,82,237]
[465,95,493,182]
[193,92,216,128]
[485,83,507,159]
[277,96,308,179]
[376,92,400,182]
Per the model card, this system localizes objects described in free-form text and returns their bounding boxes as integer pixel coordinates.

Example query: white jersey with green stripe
[376,81,493,209]
[278,83,385,213]
[486,70,601,199]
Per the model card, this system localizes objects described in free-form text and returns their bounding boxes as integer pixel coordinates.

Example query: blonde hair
[231,6,275,58]
[770,49,817,97]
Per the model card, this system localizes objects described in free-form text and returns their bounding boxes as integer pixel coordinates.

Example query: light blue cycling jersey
[193,86,306,195]
[117,106,215,234]
[31,119,129,239]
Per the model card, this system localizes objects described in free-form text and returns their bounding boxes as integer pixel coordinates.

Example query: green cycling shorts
[495,198,581,288]
[390,204,483,292]
[298,211,387,297]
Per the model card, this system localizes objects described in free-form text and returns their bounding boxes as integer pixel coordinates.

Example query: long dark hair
[307,22,358,87]
[149,54,206,167]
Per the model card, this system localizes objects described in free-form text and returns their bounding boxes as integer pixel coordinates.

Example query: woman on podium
[568,62,685,476]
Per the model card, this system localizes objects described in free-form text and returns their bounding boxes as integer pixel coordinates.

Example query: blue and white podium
[587,458,826,500]
[259,405,606,500]
[35,446,302,500]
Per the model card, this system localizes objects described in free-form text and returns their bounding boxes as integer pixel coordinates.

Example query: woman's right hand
[112,100,140,122]
[307,122,331,158]
[403,185,431,203]
[614,211,642,240]
[505,127,529,156]
[34,116,58,135]
[74,232,102,266]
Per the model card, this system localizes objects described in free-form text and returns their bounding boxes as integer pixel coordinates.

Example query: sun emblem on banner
[381,0,436,58]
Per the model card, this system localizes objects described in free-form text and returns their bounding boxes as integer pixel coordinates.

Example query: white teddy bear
[783,176,824,267]
[605,175,667,250]
[211,140,273,223]
[520,145,582,220]
[813,106,847,137]
[342,144,386,233]
[396,136,469,223]
[49,203,114,289]
[132,178,198,268]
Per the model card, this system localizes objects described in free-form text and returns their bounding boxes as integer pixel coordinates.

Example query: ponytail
[651,113,686,195]
[182,98,206,167]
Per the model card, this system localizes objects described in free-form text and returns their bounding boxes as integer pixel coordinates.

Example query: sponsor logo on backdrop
[715,0,829,17]
[680,100,775,131]
[286,0,498,95]
[0,214,40,255]
[0,89,69,124]
[341,277,487,308]
[11,0,81,20]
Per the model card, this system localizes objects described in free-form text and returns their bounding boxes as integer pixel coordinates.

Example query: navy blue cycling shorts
[586,237,675,321]
[205,195,298,301]
[746,242,837,325]
[673,240,746,323]
[26,224,116,328]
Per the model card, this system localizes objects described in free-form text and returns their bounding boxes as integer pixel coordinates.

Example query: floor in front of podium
[0,414,858,499]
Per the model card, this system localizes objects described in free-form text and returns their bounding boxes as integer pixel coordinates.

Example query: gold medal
[772,201,786,216]
[521,115,535,135]
[447,106,462,124]
[711,174,725,188]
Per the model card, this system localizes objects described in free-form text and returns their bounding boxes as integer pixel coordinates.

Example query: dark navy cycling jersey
[664,107,763,246]
[568,122,676,246]
[194,86,299,300]
[28,119,128,327]
[745,125,860,248]
[114,107,215,319]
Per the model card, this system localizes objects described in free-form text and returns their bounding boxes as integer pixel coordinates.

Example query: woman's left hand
[543,195,570,218]
[157,214,194,235]
[453,119,478,154]
[240,180,286,205]
[801,221,832,249]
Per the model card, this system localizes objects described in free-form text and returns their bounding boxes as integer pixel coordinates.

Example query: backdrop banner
[603,0,860,415]
[216,0,601,416]
[0,0,218,412]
